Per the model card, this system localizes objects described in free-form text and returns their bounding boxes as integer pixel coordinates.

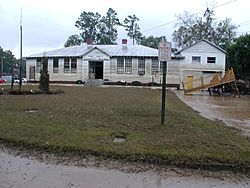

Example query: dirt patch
[113,137,126,143]
[24,108,38,113]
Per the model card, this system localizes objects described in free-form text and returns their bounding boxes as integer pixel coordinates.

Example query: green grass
[0,85,250,171]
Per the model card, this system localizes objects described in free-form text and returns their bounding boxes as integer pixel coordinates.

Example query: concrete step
[85,79,104,86]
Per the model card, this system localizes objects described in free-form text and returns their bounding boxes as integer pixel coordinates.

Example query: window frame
[36,58,42,73]
[152,59,159,75]
[71,58,77,73]
[117,57,124,74]
[207,57,216,64]
[138,58,145,75]
[125,58,132,74]
[192,56,201,63]
[64,58,70,73]
[53,58,59,73]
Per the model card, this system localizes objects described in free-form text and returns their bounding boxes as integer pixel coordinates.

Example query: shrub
[131,81,142,86]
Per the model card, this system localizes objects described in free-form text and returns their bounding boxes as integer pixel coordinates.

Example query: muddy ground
[175,90,250,138]
[0,144,249,188]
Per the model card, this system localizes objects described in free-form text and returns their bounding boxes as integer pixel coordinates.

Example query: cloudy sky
[0,0,249,58]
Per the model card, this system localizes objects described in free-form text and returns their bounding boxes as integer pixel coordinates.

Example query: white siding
[26,59,36,80]
[26,40,225,87]
[83,48,110,61]
[82,60,89,80]
[103,60,110,80]
[180,40,226,83]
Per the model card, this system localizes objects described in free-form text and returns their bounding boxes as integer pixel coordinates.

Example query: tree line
[0,47,19,76]
[64,8,166,49]
[64,7,249,79]
[0,8,249,79]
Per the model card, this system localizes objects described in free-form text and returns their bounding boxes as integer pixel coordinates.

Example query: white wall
[180,40,226,82]
[26,41,225,86]
[26,57,181,85]
[26,58,84,82]
[105,58,180,84]
[26,59,36,80]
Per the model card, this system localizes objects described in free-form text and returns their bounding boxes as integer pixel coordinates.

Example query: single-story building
[26,39,226,86]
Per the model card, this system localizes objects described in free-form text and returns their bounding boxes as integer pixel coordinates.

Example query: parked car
[14,78,28,83]
[0,78,6,83]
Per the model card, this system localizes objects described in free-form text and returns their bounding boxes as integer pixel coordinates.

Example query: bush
[116,81,127,85]
[76,80,84,84]
[147,82,160,86]
[39,57,50,92]
[6,89,64,95]
[131,81,142,86]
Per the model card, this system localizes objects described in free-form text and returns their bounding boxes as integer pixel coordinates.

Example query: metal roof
[176,39,227,54]
[27,44,159,59]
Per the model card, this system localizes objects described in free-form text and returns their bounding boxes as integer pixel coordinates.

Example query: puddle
[113,136,126,143]
[0,149,249,188]
[175,91,250,137]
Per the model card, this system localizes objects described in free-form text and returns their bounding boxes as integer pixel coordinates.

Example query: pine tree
[39,56,49,92]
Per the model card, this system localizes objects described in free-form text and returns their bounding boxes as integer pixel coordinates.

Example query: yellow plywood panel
[187,76,194,90]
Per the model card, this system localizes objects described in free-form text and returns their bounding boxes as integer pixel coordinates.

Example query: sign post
[158,41,172,125]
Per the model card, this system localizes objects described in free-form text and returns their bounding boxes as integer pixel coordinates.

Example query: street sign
[158,42,172,61]
[158,41,171,125]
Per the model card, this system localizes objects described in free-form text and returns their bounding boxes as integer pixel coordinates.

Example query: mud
[0,146,249,188]
[175,91,250,137]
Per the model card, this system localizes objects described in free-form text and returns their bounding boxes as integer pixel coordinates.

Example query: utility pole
[1,56,4,78]
[19,7,23,91]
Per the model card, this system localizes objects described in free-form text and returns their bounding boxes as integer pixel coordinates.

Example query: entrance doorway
[89,61,103,79]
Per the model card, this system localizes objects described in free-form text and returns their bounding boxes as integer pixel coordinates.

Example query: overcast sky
[0,0,249,58]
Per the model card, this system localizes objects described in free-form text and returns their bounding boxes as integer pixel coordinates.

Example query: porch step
[85,79,104,86]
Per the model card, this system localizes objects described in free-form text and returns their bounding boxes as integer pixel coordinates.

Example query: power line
[240,22,250,27]
[142,0,239,33]
[237,30,250,34]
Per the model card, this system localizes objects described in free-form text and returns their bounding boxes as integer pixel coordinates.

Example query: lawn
[0,85,250,172]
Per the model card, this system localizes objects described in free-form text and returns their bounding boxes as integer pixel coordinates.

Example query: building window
[71,58,77,73]
[64,58,70,73]
[207,57,216,63]
[192,56,201,63]
[125,58,132,74]
[64,58,77,73]
[53,58,59,73]
[117,57,124,74]
[152,59,159,75]
[138,58,145,75]
[36,58,42,73]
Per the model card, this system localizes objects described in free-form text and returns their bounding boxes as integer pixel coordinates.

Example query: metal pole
[19,7,23,90]
[161,61,167,125]
[11,64,14,90]
[1,57,3,78]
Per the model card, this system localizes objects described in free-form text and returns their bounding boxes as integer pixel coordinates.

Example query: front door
[89,61,103,79]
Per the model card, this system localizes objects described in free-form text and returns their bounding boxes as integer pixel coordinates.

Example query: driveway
[175,90,250,137]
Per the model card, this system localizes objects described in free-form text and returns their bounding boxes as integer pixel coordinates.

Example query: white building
[26,39,226,87]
